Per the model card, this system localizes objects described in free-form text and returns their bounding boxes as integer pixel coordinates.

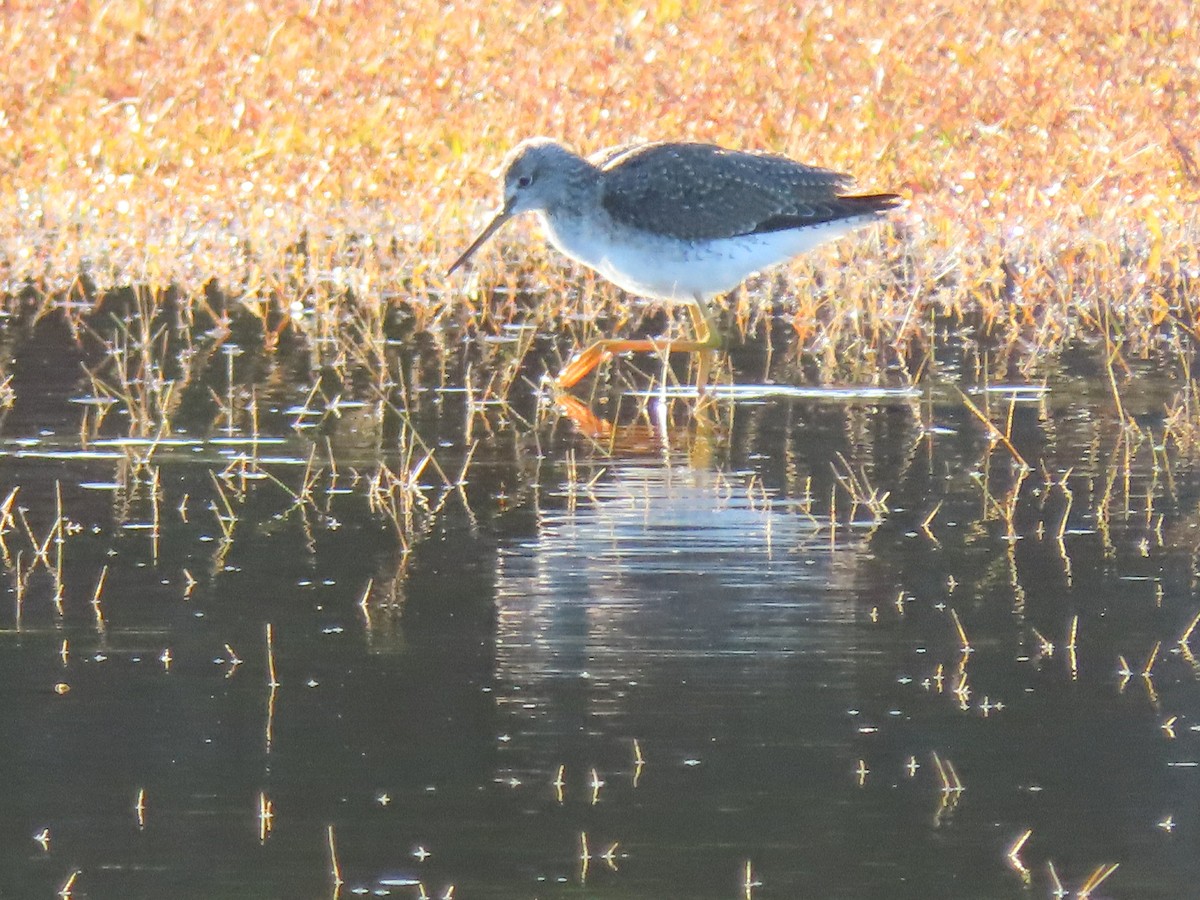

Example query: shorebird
[448,138,900,391]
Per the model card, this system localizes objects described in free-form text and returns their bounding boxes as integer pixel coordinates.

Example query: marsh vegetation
[1,1,1199,896]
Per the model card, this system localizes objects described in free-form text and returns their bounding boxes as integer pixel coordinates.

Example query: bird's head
[447,138,586,275]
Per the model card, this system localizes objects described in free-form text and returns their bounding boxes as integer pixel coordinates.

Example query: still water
[0,312,1198,898]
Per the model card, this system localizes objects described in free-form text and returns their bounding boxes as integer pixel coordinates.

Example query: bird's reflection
[491,413,868,762]
[552,390,726,467]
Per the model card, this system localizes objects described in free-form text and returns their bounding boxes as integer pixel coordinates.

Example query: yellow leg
[555,295,722,391]
[685,300,721,396]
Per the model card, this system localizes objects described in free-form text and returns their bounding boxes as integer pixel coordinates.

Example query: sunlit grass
[0,0,1194,361]
[3,0,1200,462]
[2,10,1198,895]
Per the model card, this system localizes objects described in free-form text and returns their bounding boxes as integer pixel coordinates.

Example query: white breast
[540,211,872,302]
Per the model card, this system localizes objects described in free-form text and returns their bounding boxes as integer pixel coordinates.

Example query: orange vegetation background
[0,0,1196,303]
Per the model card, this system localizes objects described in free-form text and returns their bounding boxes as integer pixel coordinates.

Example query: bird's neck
[543,166,602,219]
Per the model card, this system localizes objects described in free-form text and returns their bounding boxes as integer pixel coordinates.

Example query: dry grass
[2,13,1197,894]
[0,0,1197,377]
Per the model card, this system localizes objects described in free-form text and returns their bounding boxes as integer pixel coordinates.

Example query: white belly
[540,211,872,301]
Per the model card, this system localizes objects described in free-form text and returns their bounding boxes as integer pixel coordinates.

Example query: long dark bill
[446,209,512,276]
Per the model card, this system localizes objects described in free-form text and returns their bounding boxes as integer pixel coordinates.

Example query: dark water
[1,310,1199,898]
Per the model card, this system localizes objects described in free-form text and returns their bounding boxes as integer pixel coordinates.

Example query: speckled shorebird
[448,138,900,390]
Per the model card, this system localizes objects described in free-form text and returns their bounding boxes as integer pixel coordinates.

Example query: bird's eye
[517,174,533,188]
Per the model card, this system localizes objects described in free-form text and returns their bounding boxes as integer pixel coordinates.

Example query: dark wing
[599,142,898,242]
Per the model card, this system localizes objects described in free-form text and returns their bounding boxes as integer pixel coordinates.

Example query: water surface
[0,312,1198,898]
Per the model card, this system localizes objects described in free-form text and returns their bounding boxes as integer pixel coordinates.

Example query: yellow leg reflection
[553,390,724,469]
